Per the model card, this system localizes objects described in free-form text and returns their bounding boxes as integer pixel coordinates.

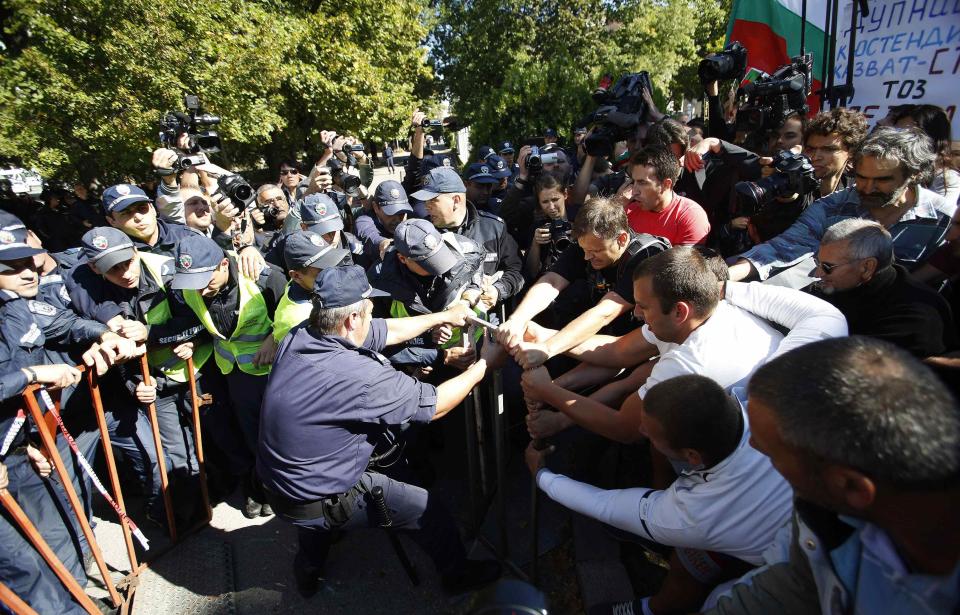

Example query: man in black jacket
[810,218,957,359]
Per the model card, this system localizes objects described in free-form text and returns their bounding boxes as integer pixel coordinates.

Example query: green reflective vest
[273,283,312,343]
[389,300,484,348]
[183,270,273,376]
[139,252,212,382]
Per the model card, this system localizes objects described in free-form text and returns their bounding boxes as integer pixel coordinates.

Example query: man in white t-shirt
[521,246,846,444]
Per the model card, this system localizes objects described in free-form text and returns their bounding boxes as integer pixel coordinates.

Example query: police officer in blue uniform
[258,265,504,597]
[298,193,368,268]
[0,230,137,613]
[353,180,414,264]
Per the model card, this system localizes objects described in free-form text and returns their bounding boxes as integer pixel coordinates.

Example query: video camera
[735,150,819,213]
[160,94,223,154]
[326,159,362,198]
[735,54,813,141]
[580,72,655,157]
[698,41,748,83]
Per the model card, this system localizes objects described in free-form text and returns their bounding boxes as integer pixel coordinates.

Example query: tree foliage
[0,0,434,181]
[430,0,731,151]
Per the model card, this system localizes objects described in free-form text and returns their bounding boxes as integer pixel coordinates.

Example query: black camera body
[698,41,748,83]
[216,174,254,209]
[420,119,444,128]
[735,150,819,213]
[735,54,813,138]
[580,72,654,157]
[160,94,222,154]
[172,153,207,172]
[541,218,573,252]
[326,159,362,197]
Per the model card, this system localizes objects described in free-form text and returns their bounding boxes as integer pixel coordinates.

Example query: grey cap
[80,227,136,274]
[299,193,344,235]
[374,180,413,216]
[410,167,467,201]
[283,230,349,271]
[393,219,460,276]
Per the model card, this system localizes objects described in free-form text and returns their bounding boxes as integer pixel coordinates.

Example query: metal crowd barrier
[0,354,212,613]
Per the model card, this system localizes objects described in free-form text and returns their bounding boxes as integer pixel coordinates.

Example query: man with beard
[809,218,957,358]
[728,127,956,281]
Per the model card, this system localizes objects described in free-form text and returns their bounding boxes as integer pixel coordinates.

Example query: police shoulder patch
[28,300,57,316]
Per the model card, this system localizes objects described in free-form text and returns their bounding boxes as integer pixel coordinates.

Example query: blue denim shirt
[800,515,960,614]
[739,187,955,280]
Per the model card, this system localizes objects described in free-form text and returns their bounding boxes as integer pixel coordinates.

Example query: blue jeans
[153,382,199,477]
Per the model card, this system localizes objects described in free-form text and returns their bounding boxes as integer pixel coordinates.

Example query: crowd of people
[1,89,958,615]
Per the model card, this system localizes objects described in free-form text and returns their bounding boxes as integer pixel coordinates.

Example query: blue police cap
[410,167,467,201]
[313,265,389,309]
[299,193,344,235]
[171,233,226,290]
[544,128,558,138]
[419,154,455,174]
[497,141,515,154]
[0,210,26,232]
[0,227,44,271]
[284,230,348,271]
[81,227,136,274]
[102,184,150,214]
[463,163,499,185]
[373,180,413,216]
[393,219,460,276]
[485,155,512,179]
[477,145,496,161]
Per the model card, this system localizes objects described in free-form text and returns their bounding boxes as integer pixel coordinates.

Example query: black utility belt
[264,483,363,523]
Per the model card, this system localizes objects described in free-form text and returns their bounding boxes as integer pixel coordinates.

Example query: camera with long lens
[326,159,362,197]
[580,72,654,157]
[735,54,813,149]
[698,41,748,83]
[216,174,254,209]
[540,218,573,252]
[159,94,222,154]
[734,150,819,214]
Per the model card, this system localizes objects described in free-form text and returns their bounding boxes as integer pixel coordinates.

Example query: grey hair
[855,126,936,185]
[821,218,893,270]
[308,299,365,334]
[749,336,960,487]
[256,183,282,198]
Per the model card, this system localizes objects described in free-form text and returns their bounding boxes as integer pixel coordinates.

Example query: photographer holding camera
[524,174,574,282]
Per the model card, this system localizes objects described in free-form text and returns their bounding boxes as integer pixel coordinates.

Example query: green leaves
[430,0,730,151]
[0,0,433,181]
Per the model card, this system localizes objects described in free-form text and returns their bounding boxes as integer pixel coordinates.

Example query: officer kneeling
[257,265,505,596]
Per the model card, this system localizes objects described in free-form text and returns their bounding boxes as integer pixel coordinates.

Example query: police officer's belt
[263,483,364,524]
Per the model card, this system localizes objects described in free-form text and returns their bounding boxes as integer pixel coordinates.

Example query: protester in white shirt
[521,247,846,444]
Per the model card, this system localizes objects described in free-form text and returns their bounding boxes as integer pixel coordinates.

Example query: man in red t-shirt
[624,146,710,245]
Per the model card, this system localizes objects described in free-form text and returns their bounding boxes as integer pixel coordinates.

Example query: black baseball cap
[284,230,349,271]
[81,227,136,274]
[313,265,389,309]
[171,234,226,290]
[393,219,460,276]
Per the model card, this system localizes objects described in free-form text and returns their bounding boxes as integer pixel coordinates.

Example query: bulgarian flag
[727,0,828,113]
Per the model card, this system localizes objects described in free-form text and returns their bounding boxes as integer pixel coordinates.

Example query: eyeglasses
[813,255,862,274]
[279,169,299,176]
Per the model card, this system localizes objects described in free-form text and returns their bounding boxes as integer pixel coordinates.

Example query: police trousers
[277,471,467,576]
[0,452,89,614]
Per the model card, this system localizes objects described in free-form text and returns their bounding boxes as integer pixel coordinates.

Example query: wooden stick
[185,357,212,523]
[138,356,177,542]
